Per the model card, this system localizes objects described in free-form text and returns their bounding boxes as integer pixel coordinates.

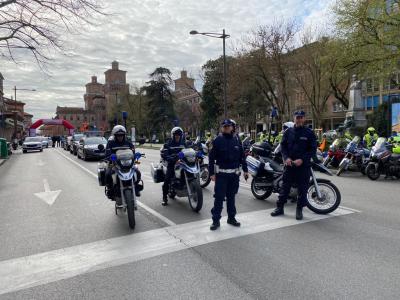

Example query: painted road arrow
[34,179,61,206]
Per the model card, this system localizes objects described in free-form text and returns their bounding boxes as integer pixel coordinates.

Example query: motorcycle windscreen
[372,138,387,156]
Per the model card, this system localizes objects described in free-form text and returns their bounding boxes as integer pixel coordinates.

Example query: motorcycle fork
[311,169,322,199]
[183,171,193,199]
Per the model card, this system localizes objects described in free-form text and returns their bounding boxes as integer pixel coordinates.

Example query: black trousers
[162,162,175,196]
[277,166,310,208]
[211,173,240,222]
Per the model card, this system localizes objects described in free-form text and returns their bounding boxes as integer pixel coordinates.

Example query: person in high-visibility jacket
[258,130,267,143]
[363,127,379,149]
[275,122,295,145]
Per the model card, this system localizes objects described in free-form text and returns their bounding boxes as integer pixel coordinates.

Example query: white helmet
[171,127,183,138]
[283,121,294,130]
[111,125,127,137]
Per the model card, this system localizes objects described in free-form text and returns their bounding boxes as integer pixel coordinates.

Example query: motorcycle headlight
[120,159,132,167]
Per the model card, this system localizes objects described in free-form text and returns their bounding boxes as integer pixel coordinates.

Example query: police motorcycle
[365,137,400,180]
[246,142,341,214]
[152,148,204,212]
[336,136,370,176]
[98,145,145,229]
[192,136,211,188]
[322,137,349,168]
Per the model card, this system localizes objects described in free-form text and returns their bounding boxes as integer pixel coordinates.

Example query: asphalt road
[0,147,399,299]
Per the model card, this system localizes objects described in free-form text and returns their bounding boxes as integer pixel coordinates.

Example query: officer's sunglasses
[295,116,305,119]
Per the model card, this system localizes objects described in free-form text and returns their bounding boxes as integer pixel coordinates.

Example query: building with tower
[51,61,130,135]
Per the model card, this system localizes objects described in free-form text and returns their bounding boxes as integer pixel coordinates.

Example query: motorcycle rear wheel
[251,178,273,200]
[306,181,341,214]
[124,189,136,229]
[188,180,203,212]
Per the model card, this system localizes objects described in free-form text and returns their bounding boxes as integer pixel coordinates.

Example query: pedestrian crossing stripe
[0,206,356,296]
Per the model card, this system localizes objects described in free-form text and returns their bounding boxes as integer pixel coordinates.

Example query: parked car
[64,136,72,151]
[37,136,50,148]
[70,133,85,155]
[22,137,43,153]
[77,136,108,161]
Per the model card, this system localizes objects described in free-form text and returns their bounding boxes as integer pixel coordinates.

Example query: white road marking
[55,150,176,226]
[0,206,355,296]
[34,179,61,206]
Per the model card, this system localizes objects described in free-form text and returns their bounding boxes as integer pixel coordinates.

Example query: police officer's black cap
[293,110,305,117]
[221,119,234,127]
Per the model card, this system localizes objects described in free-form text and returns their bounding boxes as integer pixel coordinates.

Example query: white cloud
[1,0,335,120]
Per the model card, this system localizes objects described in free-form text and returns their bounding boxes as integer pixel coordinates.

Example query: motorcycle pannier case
[151,163,165,183]
[97,162,107,186]
[246,156,261,177]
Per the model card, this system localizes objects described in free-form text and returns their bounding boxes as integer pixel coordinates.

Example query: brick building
[173,70,201,135]
[48,61,130,136]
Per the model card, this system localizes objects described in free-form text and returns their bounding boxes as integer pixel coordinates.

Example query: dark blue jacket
[208,133,248,176]
[105,139,134,158]
[281,126,317,167]
[161,138,186,163]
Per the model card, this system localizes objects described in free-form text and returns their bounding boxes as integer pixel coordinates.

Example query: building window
[70,116,73,121]
[366,79,373,93]
[333,102,344,112]
[92,117,95,121]
[77,116,80,121]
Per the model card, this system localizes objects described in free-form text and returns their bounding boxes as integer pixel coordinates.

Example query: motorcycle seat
[264,157,283,172]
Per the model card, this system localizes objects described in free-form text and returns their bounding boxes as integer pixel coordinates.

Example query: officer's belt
[215,165,240,174]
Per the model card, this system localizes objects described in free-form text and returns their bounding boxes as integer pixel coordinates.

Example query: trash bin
[0,138,8,159]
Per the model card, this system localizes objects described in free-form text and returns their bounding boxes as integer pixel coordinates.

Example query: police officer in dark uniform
[105,125,142,201]
[161,127,186,206]
[271,110,317,220]
[209,119,249,231]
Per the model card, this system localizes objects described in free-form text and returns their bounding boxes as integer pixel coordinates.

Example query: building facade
[173,70,201,135]
[50,61,130,136]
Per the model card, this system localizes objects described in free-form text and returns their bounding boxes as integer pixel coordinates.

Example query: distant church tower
[104,61,130,119]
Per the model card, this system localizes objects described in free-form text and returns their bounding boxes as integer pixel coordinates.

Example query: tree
[0,0,103,68]
[334,0,400,78]
[200,58,224,131]
[366,102,390,137]
[245,20,298,122]
[143,67,175,141]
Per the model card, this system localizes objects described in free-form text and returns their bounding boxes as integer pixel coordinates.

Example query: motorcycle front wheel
[366,163,381,180]
[336,159,349,176]
[199,164,211,188]
[251,178,273,200]
[306,181,341,214]
[188,180,203,212]
[123,189,136,229]
[322,156,331,167]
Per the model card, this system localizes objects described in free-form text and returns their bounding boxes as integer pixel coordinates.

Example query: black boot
[210,220,220,231]
[271,205,284,217]
[227,218,241,227]
[162,194,168,206]
[296,207,303,220]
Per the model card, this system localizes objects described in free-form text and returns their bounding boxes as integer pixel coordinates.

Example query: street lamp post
[12,86,36,138]
[190,29,230,119]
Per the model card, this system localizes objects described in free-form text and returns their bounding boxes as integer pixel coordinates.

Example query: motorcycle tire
[251,178,273,200]
[306,180,341,214]
[322,156,331,167]
[366,164,381,181]
[200,164,211,188]
[336,162,347,176]
[188,180,203,212]
[124,189,136,229]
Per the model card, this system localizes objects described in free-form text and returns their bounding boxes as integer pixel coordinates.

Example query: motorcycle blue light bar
[110,154,117,162]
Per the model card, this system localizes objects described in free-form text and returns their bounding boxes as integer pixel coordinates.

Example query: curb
[0,159,6,167]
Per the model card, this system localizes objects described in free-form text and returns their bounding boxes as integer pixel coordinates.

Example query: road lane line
[0,206,356,295]
[55,150,176,226]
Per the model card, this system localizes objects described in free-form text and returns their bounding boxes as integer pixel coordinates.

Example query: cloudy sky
[1,0,334,120]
